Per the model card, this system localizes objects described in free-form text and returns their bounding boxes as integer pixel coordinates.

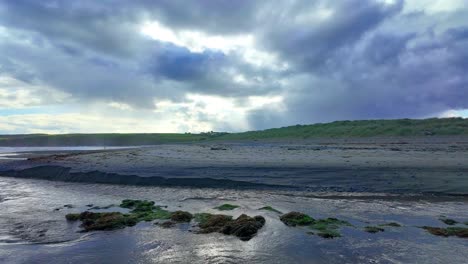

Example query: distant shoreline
[1,118,467,147]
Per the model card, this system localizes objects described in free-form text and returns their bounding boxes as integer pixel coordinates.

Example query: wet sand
[0,177,467,264]
[1,136,467,195]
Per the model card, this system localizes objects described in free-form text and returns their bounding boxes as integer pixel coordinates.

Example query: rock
[195,213,264,241]
[78,212,138,231]
[170,211,193,222]
[159,221,176,228]
[222,214,266,241]
[65,213,80,221]
[197,214,233,233]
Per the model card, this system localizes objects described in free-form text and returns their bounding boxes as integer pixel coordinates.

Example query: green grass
[0,132,226,146]
[214,204,239,211]
[1,118,467,146]
[218,118,468,140]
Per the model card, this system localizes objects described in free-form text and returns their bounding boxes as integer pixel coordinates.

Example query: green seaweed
[120,199,156,211]
[214,204,239,211]
[65,213,80,221]
[379,222,401,227]
[422,226,468,238]
[258,206,282,214]
[317,229,341,239]
[440,218,458,225]
[365,226,385,233]
[308,218,350,238]
[194,213,214,225]
[132,207,171,221]
[280,212,315,226]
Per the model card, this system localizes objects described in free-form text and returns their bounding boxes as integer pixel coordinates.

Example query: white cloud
[140,20,287,71]
[0,75,70,108]
[141,21,252,54]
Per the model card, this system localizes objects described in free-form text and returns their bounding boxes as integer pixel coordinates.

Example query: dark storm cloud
[259,0,404,71]
[0,0,467,129]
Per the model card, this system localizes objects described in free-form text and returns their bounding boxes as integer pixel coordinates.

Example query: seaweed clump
[309,218,351,238]
[66,211,137,231]
[170,211,193,222]
[379,222,401,227]
[120,199,171,221]
[258,206,282,214]
[280,212,351,238]
[440,218,458,225]
[280,212,350,239]
[194,213,265,241]
[422,226,468,238]
[66,199,172,232]
[280,212,315,226]
[365,226,385,233]
[214,204,239,211]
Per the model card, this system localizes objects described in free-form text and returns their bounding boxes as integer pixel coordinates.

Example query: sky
[0,0,467,134]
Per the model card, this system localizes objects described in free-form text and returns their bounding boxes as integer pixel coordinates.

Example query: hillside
[0,118,467,146]
[220,118,468,140]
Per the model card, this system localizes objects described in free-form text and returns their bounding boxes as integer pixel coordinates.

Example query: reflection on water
[0,177,467,264]
[0,146,136,160]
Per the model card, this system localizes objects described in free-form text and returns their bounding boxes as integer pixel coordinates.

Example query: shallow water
[0,177,467,264]
[0,146,135,160]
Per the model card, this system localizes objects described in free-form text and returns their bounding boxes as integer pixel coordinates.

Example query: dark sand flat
[1,136,467,196]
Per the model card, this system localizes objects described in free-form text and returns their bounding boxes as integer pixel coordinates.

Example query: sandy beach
[2,136,468,195]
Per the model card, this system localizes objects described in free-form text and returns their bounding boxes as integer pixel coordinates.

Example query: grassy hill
[219,118,468,140]
[0,133,225,146]
[0,118,467,146]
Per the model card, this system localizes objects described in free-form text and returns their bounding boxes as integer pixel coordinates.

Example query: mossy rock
[221,214,266,241]
[170,211,193,222]
[77,212,138,231]
[132,207,171,221]
[440,218,458,225]
[280,212,315,226]
[214,204,239,211]
[258,206,282,214]
[422,226,468,238]
[196,214,233,233]
[195,213,265,241]
[365,226,385,233]
[194,213,215,226]
[65,213,80,221]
